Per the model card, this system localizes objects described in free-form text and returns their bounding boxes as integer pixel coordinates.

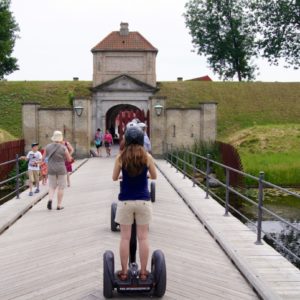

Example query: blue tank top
[119,166,150,201]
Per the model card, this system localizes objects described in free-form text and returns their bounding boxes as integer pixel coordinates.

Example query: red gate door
[117,109,150,143]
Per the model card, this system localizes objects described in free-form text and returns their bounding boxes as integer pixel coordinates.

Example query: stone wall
[38,109,73,148]
[22,99,91,158]
[150,100,217,156]
[166,109,201,147]
[22,103,40,153]
[93,51,156,88]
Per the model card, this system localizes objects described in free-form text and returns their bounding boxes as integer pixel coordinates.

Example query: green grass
[228,124,300,186]
[0,81,92,138]
[242,152,300,186]
[156,81,300,139]
[1,80,300,186]
[0,129,17,143]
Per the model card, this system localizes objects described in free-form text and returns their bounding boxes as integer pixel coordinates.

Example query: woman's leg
[137,224,150,274]
[119,224,132,273]
[57,175,66,208]
[57,188,64,208]
[48,185,55,200]
[66,173,70,187]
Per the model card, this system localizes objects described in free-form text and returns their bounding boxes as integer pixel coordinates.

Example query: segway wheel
[103,250,115,298]
[150,181,156,203]
[151,249,166,297]
[111,202,118,232]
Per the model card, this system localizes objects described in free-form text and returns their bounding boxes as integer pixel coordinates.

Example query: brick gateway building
[22,23,216,157]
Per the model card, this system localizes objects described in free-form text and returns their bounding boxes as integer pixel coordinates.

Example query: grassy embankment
[1,80,300,185]
[157,81,300,186]
[0,81,92,139]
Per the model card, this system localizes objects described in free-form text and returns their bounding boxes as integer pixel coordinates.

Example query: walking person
[112,126,157,280]
[138,123,152,154]
[20,142,42,196]
[104,129,113,157]
[63,139,74,187]
[43,130,72,210]
[94,128,103,157]
[39,148,48,185]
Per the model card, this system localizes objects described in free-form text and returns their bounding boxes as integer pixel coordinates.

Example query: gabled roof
[187,75,213,81]
[91,31,158,53]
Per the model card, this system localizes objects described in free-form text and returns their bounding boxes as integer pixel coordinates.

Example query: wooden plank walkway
[0,155,258,299]
[156,160,300,300]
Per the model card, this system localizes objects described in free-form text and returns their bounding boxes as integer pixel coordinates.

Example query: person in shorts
[42,130,72,210]
[104,129,113,156]
[112,126,157,281]
[94,128,103,157]
[21,142,42,196]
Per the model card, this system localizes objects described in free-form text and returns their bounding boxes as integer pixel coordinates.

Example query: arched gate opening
[106,104,150,144]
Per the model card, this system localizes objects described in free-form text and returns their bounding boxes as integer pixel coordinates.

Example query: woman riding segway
[112,125,157,281]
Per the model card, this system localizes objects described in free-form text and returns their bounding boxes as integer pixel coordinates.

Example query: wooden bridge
[0,149,299,299]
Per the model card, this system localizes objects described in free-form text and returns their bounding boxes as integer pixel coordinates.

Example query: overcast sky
[7,0,300,82]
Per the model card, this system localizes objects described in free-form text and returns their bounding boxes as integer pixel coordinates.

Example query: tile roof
[91,31,158,52]
[187,75,213,81]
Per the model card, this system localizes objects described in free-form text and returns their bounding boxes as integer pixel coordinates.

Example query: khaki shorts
[115,200,152,225]
[48,174,67,189]
[28,170,39,184]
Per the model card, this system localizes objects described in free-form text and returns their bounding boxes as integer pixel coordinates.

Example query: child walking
[21,142,43,196]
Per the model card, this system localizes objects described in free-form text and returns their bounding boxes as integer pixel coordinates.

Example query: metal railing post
[165,143,168,162]
[192,154,196,187]
[176,148,179,172]
[205,154,210,199]
[170,144,173,167]
[224,168,230,216]
[15,154,20,199]
[183,149,186,179]
[256,171,264,245]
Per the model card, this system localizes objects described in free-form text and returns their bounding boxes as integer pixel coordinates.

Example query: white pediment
[95,75,156,92]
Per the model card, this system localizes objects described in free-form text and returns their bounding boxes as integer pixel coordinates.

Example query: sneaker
[34,188,40,193]
[29,192,33,196]
[47,200,52,210]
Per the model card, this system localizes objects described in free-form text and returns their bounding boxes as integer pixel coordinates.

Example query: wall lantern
[154,104,163,117]
[74,106,84,117]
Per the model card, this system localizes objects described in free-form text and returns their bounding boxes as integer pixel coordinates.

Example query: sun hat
[31,142,39,147]
[51,130,63,142]
[125,126,144,146]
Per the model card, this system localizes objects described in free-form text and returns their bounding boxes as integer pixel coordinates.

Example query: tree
[0,0,19,79]
[184,0,258,81]
[255,0,300,69]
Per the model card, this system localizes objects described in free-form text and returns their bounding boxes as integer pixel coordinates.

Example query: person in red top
[104,129,113,157]
[39,148,48,185]
[63,140,74,187]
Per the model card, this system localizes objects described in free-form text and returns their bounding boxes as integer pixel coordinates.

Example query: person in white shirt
[21,142,42,196]
[138,123,152,153]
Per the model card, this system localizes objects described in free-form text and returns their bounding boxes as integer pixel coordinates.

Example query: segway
[103,234,167,298]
